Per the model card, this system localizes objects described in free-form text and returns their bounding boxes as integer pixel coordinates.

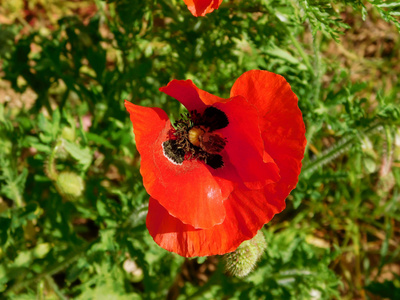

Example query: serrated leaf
[265,48,300,65]
[86,132,115,149]
[63,140,92,170]
[16,168,28,192]
[37,114,51,135]
[51,109,61,138]
[31,143,51,153]
[376,2,400,8]
[0,164,27,206]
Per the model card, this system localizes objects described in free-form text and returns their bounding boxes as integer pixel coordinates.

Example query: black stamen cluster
[162,107,229,169]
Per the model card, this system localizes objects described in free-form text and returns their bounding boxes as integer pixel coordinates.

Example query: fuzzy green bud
[55,171,85,200]
[224,230,267,278]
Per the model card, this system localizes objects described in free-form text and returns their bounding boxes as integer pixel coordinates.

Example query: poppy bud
[224,230,267,277]
[55,171,85,200]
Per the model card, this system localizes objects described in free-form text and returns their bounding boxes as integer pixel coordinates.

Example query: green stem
[46,140,62,181]
[311,32,322,102]
[302,122,384,174]
[37,280,45,300]
[288,33,314,75]
[45,275,68,300]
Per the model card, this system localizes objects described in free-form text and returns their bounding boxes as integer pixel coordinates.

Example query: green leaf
[86,132,115,149]
[63,140,92,170]
[265,47,300,65]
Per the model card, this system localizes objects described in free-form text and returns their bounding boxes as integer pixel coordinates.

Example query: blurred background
[0,0,399,299]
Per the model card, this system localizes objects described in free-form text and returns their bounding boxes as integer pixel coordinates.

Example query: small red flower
[125,70,306,257]
[183,0,223,17]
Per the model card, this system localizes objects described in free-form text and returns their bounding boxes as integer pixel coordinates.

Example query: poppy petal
[160,79,228,112]
[147,184,284,257]
[183,0,223,17]
[209,151,242,197]
[230,70,306,194]
[214,96,280,189]
[125,100,227,229]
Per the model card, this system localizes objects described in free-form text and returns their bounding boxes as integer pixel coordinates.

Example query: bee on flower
[125,70,306,257]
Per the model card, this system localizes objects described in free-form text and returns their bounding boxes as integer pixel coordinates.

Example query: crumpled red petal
[213,96,280,189]
[125,100,227,229]
[146,184,285,257]
[159,79,227,112]
[183,0,223,17]
[230,70,306,194]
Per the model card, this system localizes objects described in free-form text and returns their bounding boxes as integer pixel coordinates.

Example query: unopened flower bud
[224,230,267,277]
[55,171,85,200]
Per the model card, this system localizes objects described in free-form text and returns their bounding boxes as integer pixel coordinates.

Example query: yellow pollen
[188,126,204,147]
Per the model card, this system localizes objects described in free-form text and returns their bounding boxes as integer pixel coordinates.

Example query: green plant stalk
[45,275,68,300]
[288,33,314,76]
[302,122,384,174]
[311,31,322,103]
[37,280,44,300]
[45,140,62,181]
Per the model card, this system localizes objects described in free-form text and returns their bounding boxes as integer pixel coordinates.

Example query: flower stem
[45,140,62,181]
[288,33,314,76]
[302,122,384,174]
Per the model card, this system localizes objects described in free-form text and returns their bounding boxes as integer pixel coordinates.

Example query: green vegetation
[0,0,399,299]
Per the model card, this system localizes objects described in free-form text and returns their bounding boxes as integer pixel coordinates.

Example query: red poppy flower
[125,70,306,257]
[183,0,223,17]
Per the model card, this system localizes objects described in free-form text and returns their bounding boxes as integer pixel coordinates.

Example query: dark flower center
[162,107,229,169]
